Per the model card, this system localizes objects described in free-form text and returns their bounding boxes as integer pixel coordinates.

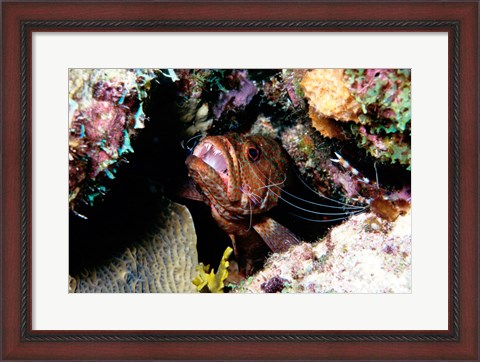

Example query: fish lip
[190,138,230,188]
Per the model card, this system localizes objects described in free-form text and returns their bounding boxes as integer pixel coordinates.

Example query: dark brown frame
[1,1,478,360]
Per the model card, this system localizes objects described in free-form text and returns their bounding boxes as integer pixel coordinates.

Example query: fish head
[186,134,241,205]
[185,133,289,216]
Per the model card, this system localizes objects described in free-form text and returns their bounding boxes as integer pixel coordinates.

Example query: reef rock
[69,202,199,293]
[231,209,411,293]
[69,68,154,211]
[301,68,411,168]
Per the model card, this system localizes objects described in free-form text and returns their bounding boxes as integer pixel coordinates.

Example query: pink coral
[68,69,153,209]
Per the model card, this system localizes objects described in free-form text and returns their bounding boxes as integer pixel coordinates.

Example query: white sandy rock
[232,210,411,293]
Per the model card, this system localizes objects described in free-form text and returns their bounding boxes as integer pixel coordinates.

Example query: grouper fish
[184,133,301,274]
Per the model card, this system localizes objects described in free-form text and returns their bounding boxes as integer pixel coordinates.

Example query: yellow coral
[301,69,361,124]
[307,109,346,140]
[192,247,233,293]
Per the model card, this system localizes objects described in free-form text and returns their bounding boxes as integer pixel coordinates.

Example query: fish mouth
[192,141,229,187]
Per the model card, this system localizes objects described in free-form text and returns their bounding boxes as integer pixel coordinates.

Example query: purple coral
[212,70,258,120]
[261,276,288,293]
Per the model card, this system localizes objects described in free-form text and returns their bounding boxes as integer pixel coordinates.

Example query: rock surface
[231,210,411,293]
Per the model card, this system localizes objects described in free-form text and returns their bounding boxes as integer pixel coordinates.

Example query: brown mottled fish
[184,133,301,274]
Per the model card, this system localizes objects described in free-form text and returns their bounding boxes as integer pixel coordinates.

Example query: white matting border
[32,32,448,330]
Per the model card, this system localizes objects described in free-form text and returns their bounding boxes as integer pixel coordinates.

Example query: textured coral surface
[301,69,361,123]
[69,202,198,293]
[231,210,411,293]
[69,69,153,210]
[301,68,411,168]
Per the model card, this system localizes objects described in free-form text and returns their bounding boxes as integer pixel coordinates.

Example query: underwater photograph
[68,69,411,293]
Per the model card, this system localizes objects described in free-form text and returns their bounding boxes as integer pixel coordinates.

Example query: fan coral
[69,202,199,293]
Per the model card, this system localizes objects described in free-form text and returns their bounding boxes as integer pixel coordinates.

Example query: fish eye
[247,146,260,162]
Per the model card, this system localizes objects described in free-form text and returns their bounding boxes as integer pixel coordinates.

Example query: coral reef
[212,70,258,121]
[301,69,411,168]
[69,69,154,211]
[174,69,213,137]
[231,209,411,293]
[262,69,307,111]
[68,68,412,294]
[173,69,261,137]
[280,123,370,203]
[345,69,411,133]
[247,114,280,139]
[301,69,362,123]
[69,202,198,293]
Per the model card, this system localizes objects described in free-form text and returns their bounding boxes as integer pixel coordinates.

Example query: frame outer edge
[20,19,460,344]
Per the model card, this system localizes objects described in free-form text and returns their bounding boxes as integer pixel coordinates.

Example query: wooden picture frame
[1,1,478,360]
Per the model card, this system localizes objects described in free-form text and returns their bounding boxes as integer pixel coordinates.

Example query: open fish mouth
[193,141,229,187]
